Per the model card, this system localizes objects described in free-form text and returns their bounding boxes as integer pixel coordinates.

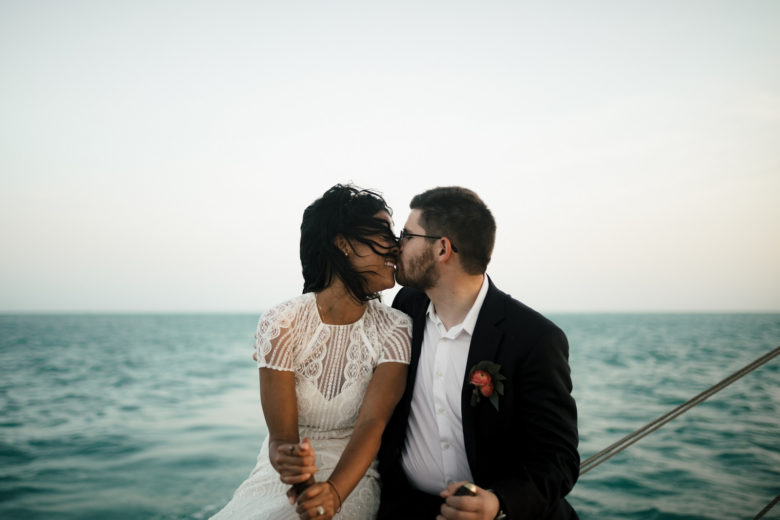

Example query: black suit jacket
[378,279,579,519]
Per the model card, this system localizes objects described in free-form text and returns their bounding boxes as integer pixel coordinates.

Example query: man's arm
[490,329,579,519]
[437,327,577,520]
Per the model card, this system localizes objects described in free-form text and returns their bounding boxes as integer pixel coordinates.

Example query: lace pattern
[211,294,411,519]
[254,293,411,433]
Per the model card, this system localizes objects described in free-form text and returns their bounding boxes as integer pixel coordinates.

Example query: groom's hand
[438,481,500,520]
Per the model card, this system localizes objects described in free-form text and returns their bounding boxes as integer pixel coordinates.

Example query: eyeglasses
[398,229,458,252]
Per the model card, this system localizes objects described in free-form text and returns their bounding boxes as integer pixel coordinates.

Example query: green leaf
[489,392,500,411]
[473,361,501,374]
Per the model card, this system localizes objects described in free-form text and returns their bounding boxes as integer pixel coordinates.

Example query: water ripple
[1,313,778,519]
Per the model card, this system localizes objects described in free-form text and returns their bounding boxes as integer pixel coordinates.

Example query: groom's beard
[395,246,438,290]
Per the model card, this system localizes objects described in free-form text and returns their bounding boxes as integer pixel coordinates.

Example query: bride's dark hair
[300,184,397,301]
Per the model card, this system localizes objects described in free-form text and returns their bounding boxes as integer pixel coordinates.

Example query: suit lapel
[405,293,429,401]
[461,279,506,475]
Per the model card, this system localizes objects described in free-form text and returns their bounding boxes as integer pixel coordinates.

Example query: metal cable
[580,345,779,475]
[754,491,780,520]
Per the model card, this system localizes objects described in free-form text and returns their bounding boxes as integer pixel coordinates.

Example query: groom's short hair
[410,186,496,275]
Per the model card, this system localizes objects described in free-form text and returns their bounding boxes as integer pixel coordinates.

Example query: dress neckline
[310,292,369,327]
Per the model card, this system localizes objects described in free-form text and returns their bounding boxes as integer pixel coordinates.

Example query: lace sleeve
[254,303,296,372]
[378,309,412,365]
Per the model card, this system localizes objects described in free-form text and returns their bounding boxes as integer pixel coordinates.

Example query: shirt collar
[426,274,489,337]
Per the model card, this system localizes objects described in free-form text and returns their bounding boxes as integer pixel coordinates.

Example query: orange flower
[470,369,491,387]
[468,361,506,411]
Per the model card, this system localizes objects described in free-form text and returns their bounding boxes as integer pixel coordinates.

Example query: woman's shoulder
[258,293,314,325]
[367,300,412,362]
[368,299,413,329]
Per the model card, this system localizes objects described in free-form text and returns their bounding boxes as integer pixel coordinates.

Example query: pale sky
[1,1,778,313]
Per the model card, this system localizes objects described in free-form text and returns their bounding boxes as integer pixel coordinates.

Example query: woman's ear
[334,235,350,257]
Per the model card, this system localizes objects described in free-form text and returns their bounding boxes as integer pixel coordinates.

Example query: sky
[1,1,778,313]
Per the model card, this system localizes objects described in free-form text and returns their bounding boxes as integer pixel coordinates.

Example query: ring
[289,445,295,454]
[316,505,325,516]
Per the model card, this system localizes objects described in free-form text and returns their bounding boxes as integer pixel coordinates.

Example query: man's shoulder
[486,280,564,337]
[392,286,429,314]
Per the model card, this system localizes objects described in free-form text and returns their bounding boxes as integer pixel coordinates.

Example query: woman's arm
[296,362,408,516]
[259,368,318,485]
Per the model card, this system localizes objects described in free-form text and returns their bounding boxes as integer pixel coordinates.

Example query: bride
[212,185,411,519]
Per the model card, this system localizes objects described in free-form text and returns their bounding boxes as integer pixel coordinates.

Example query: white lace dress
[212,293,412,520]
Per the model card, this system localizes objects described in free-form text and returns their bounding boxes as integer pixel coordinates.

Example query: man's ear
[436,238,456,262]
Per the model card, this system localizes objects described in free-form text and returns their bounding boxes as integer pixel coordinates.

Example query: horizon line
[1,309,779,315]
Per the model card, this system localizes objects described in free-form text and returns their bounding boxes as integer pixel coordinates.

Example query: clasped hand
[274,437,317,486]
[275,440,500,519]
[437,481,501,520]
[274,439,338,519]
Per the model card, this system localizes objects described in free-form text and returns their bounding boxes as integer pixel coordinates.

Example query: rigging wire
[579,345,778,475]
[754,492,780,520]
[578,345,780,519]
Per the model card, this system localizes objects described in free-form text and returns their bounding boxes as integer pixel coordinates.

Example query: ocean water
[0,312,778,519]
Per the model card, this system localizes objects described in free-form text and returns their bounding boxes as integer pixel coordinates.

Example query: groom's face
[395,209,439,290]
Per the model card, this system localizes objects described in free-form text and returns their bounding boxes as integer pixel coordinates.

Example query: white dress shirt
[401,275,490,494]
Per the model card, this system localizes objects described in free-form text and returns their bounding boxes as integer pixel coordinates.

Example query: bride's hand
[274,437,318,485]
[295,481,339,520]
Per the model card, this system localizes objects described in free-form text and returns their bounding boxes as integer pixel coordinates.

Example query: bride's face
[347,211,398,293]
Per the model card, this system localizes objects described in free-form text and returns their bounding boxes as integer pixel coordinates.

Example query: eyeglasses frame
[398,229,458,253]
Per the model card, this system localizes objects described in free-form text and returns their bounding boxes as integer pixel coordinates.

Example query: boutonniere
[468,361,506,411]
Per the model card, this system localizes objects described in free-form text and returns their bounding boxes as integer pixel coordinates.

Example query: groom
[377,187,579,519]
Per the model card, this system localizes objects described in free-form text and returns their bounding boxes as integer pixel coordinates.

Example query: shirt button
[436,370,443,377]
[442,442,450,450]
[437,407,445,414]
